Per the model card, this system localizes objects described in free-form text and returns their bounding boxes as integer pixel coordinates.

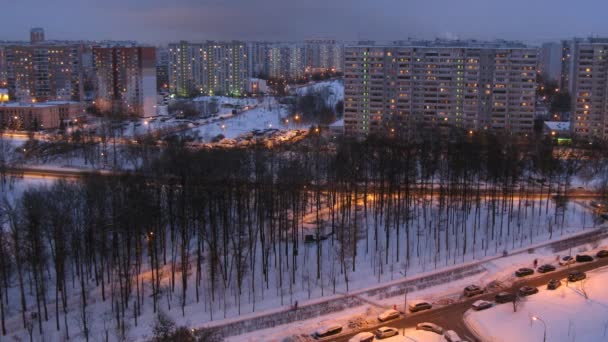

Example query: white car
[375,326,399,339]
[416,322,444,335]
[559,255,575,266]
[348,331,374,342]
[444,330,463,342]
[313,324,343,339]
[377,308,400,322]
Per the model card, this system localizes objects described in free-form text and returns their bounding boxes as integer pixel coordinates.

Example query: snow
[294,79,344,109]
[191,97,294,142]
[465,266,608,342]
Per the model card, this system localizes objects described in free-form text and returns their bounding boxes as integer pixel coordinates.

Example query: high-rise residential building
[93,45,157,117]
[30,28,45,44]
[168,41,247,97]
[168,41,204,97]
[4,42,85,102]
[267,43,307,80]
[540,42,562,82]
[569,38,608,140]
[205,41,247,96]
[0,47,6,88]
[156,46,169,92]
[247,42,269,78]
[344,41,538,136]
[305,39,344,73]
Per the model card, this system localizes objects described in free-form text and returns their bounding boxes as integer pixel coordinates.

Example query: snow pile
[465,266,608,342]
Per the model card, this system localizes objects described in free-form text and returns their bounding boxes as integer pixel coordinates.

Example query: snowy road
[335,256,608,342]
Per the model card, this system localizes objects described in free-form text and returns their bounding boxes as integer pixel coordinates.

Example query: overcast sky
[1,0,607,44]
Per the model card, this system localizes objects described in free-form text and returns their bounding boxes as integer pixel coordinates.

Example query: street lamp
[531,316,547,342]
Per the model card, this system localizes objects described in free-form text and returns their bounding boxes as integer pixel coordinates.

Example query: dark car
[471,300,493,311]
[547,279,562,290]
[515,268,534,277]
[537,264,556,273]
[518,286,539,297]
[495,292,516,303]
[408,301,432,313]
[576,254,593,262]
[597,250,608,258]
[463,285,484,297]
[568,270,587,282]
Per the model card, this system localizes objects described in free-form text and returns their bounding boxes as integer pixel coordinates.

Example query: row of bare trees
[0,129,606,340]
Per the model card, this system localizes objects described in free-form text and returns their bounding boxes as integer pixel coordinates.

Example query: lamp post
[532,316,547,342]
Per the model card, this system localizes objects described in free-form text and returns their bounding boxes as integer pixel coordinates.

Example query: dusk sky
[2,0,607,44]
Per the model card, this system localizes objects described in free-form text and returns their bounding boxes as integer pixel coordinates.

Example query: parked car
[313,324,342,339]
[463,285,484,297]
[515,267,534,277]
[596,250,608,258]
[416,322,444,335]
[576,254,593,262]
[378,309,400,322]
[495,292,516,303]
[547,279,562,290]
[559,256,575,266]
[537,264,556,273]
[375,327,399,339]
[408,300,432,313]
[568,270,587,282]
[471,300,493,311]
[348,332,374,342]
[518,285,539,297]
[444,330,463,342]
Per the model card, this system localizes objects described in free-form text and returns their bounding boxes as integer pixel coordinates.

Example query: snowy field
[465,265,608,342]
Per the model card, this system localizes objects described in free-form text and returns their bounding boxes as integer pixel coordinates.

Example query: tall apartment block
[344,41,538,136]
[93,46,157,117]
[305,39,344,73]
[247,42,269,78]
[168,41,247,97]
[569,38,608,140]
[3,42,85,102]
[267,44,306,80]
[205,41,247,97]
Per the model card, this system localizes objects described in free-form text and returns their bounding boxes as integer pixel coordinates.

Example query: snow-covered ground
[191,97,294,142]
[294,79,344,109]
[465,265,608,342]
[226,227,608,342]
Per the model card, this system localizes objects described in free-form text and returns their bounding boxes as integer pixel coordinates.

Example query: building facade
[168,41,247,97]
[569,38,608,140]
[93,46,157,117]
[0,101,82,130]
[305,39,344,74]
[344,41,538,136]
[2,43,85,103]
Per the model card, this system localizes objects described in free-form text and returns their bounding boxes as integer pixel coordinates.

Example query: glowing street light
[531,316,547,342]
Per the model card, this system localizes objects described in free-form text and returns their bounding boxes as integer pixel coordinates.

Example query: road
[334,256,608,342]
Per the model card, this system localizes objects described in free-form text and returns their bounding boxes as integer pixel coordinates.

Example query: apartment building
[168,41,247,97]
[569,38,608,140]
[305,39,344,73]
[2,42,85,103]
[344,41,537,136]
[93,45,157,117]
[267,43,306,80]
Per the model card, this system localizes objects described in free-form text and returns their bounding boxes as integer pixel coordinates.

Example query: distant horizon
[2,0,608,45]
